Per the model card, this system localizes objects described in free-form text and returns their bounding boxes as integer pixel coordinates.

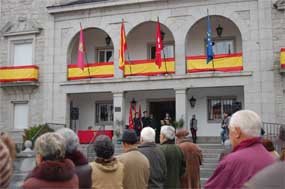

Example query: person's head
[228,110,262,149]
[223,111,229,118]
[56,128,79,154]
[121,129,138,152]
[88,126,93,130]
[192,114,196,119]
[262,139,275,152]
[280,147,285,161]
[140,127,155,143]
[165,113,170,117]
[0,132,16,160]
[34,133,66,165]
[94,135,114,159]
[160,125,175,144]
[150,114,153,119]
[175,128,189,143]
[143,111,148,117]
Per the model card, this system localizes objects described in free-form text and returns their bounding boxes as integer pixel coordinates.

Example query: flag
[129,105,134,129]
[77,25,85,70]
[206,10,214,64]
[155,18,163,68]
[119,20,127,70]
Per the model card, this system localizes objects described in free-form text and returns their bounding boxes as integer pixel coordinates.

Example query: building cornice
[47,0,165,14]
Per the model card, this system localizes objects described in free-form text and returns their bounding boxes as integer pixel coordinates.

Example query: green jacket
[160,140,186,189]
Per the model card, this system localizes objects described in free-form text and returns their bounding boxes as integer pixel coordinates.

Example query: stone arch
[66,27,114,64]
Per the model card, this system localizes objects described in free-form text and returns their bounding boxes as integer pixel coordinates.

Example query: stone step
[203,153,220,159]
[198,143,224,149]
[202,157,219,163]
[201,162,218,169]
[201,148,224,154]
[201,178,208,187]
[200,168,215,178]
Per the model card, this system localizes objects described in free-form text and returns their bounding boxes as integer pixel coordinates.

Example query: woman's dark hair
[94,135,114,159]
[262,139,275,152]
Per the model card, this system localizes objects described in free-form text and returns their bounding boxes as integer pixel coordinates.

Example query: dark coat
[160,140,186,189]
[22,159,79,189]
[177,139,202,189]
[66,150,92,189]
[243,161,285,189]
[205,137,275,189]
[138,142,167,189]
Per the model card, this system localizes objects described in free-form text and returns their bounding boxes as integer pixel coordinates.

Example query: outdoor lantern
[216,24,223,37]
[105,35,111,46]
[131,98,137,109]
[189,96,197,108]
[160,31,165,41]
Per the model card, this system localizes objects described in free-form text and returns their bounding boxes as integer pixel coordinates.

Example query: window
[97,49,113,62]
[207,97,236,121]
[13,41,33,66]
[95,102,113,123]
[213,39,234,54]
[149,44,174,59]
[13,102,29,129]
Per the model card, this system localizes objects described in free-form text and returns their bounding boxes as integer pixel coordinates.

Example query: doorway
[149,100,175,143]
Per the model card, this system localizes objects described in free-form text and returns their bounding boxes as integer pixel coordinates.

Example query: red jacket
[205,137,275,189]
[22,159,78,189]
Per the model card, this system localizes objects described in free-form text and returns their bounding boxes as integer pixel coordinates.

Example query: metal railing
[263,122,285,153]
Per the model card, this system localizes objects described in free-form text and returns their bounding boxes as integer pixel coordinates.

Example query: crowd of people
[0,109,285,189]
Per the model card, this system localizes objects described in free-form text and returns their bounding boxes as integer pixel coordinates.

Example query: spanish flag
[77,25,85,70]
[119,20,127,70]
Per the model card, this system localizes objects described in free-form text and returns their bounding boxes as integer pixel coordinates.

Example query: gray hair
[56,128,79,153]
[229,110,262,137]
[35,132,66,161]
[141,127,155,143]
[161,125,175,140]
[94,135,114,159]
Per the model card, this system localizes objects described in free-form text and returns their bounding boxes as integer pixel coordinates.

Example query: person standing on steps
[190,115,198,143]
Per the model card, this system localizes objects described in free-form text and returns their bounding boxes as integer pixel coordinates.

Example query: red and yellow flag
[119,20,127,70]
[77,25,85,70]
[155,18,163,68]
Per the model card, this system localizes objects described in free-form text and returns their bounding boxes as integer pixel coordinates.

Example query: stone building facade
[0,0,284,143]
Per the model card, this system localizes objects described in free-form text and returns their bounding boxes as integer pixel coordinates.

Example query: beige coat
[117,148,150,189]
[90,158,124,189]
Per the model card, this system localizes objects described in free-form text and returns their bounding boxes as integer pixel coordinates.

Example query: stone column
[175,40,187,76]
[112,91,125,128]
[175,88,188,129]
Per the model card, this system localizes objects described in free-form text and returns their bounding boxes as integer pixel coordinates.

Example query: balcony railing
[124,58,175,76]
[280,48,285,70]
[186,53,243,73]
[0,65,39,83]
[67,62,114,80]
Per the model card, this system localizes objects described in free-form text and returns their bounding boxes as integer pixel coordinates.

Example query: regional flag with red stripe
[155,18,163,68]
[77,25,86,70]
[119,20,127,70]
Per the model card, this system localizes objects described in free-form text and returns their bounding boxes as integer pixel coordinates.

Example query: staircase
[81,139,224,187]
[198,143,224,187]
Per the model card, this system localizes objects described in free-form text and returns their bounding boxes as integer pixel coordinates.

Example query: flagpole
[80,23,91,79]
[127,52,132,76]
[162,49,168,74]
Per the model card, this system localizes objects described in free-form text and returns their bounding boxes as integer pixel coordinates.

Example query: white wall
[127,22,174,60]
[186,16,242,56]
[70,92,113,129]
[187,86,244,136]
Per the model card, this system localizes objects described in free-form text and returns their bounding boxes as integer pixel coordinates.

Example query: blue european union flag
[206,12,214,64]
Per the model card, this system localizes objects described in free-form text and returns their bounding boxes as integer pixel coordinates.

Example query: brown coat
[0,140,13,189]
[90,158,124,189]
[22,159,79,189]
[117,148,150,189]
[177,139,203,189]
